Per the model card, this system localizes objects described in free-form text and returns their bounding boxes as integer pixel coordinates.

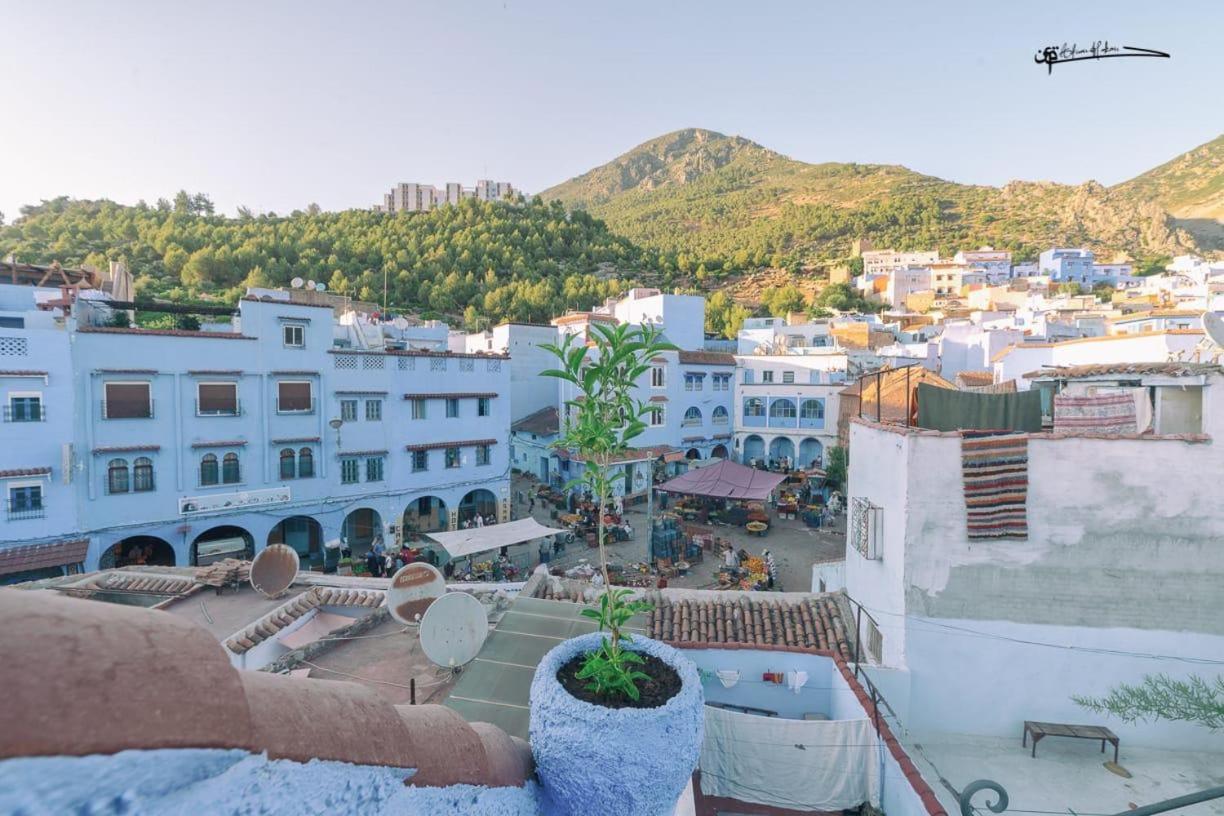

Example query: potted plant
[530,322,704,816]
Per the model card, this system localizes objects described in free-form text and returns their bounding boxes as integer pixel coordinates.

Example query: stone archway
[459,489,498,526]
[342,508,384,558]
[685,448,701,460]
[768,436,795,464]
[102,535,176,569]
[267,516,324,567]
[190,525,254,566]
[711,444,729,459]
[799,438,824,469]
[742,435,765,465]
[403,496,448,540]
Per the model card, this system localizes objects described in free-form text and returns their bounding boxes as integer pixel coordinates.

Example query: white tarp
[425,518,568,559]
[699,706,880,811]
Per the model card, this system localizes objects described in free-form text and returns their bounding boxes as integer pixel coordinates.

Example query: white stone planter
[529,632,703,816]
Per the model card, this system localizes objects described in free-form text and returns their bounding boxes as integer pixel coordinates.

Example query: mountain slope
[540,128,1218,264]
[1112,134,1224,247]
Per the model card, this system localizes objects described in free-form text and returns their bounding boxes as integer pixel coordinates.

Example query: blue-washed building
[734,354,845,469]
[0,274,511,580]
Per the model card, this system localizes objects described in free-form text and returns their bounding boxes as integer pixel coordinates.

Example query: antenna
[418,592,488,669]
[290,277,304,289]
[386,562,446,625]
[249,544,299,598]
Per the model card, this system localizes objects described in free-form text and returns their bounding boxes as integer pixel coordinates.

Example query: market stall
[425,517,568,582]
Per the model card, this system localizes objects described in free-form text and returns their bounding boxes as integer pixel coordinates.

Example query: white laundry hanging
[786,670,809,694]
[716,669,740,688]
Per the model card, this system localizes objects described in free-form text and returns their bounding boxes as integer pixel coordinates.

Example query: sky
[1,0,1222,220]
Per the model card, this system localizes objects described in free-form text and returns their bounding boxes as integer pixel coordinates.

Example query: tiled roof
[241,295,334,309]
[678,350,736,366]
[649,395,668,402]
[511,406,559,436]
[78,326,253,340]
[0,538,88,577]
[97,368,159,374]
[271,436,321,444]
[69,571,197,596]
[91,445,160,454]
[0,467,51,479]
[0,370,48,377]
[403,392,497,399]
[1024,362,1222,379]
[329,349,510,360]
[187,369,244,375]
[338,449,388,456]
[404,438,497,452]
[190,440,247,448]
[271,370,319,376]
[225,586,385,654]
[333,389,388,396]
[955,370,994,385]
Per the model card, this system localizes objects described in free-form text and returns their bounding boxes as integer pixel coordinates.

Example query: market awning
[656,459,787,501]
[425,518,568,559]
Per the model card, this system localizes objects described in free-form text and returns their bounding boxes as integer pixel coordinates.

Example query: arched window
[682,406,702,427]
[279,448,296,480]
[769,398,797,419]
[132,457,154,492]
[801,399,825,420]
[712,406,729,425]
[107,458,130,494]
[222,453,241,484]
[200,454,219,486]
[298,447,314,478]
[744,398,765,417]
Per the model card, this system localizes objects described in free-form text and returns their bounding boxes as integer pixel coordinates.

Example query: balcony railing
[275,398,316,415]
[195,399,243,417]
[102,400,155,419]
[6,499,45,520]
[3,405,45,422]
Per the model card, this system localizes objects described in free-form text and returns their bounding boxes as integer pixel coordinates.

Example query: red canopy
[656,459,787,501]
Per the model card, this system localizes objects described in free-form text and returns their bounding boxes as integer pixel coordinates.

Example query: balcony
[275,398,316,415]
[3,405,45,422]
[742,413,766,428]
[767,414,798,429]
[102,400,154,420]
[195,399,243,417]
[6,498,45,520]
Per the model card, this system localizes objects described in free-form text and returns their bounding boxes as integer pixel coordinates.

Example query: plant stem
[595,454,616,660]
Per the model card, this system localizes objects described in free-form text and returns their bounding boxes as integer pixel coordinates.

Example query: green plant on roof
[541,321,674,701]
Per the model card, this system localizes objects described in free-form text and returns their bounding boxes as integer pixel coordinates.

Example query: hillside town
[2,238,1223,815]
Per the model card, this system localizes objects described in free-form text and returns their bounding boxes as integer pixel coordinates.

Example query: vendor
[722,545,739,569]
[764,549,778,589]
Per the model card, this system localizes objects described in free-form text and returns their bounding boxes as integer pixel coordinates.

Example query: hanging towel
[716,670,740,689]
[786,670,809,695]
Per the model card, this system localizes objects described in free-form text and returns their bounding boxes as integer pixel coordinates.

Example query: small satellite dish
[315,282,326,292]
[249,544,299,598]
[1202,311,1224,349]
[290,277,304,289]
[306,280,316,290]
[418,592,488,669]
[387,562,446,625]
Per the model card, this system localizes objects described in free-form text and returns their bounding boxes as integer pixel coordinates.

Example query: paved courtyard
[506,473,846,592]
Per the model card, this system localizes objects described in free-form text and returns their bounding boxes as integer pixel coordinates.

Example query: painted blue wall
[683,648,835,720]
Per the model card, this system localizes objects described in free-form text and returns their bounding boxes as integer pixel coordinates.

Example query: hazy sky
[2,0,1221,219]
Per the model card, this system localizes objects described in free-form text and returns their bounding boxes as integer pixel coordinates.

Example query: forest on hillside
[0,194,677,327]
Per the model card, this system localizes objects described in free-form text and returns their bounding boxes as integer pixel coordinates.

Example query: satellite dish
[306,280,316,290]
[315,283,326,292]
[386,562,446,625]
[249,544,299,598]
[1202,311,1224,349]
[418,592,488,669]
[290,277,304,289]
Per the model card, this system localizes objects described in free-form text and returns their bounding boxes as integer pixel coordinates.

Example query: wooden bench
[1022,721,1119,762]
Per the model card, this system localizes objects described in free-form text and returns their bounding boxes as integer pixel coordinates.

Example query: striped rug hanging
[960,430,1029,540]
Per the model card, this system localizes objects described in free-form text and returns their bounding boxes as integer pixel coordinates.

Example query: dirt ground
[509,472,845,593]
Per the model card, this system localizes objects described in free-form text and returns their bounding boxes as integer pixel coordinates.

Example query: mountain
[1112,134,1224,247]
[540,128,1221,265]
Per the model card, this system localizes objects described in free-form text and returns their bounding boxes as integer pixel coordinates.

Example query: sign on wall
[180,486,291,515]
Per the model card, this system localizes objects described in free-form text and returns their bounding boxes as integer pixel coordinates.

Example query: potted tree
[530,322,704,816]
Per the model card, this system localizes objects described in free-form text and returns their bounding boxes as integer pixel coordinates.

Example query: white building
[737,316,835,355]
[952,247,1012,282]
[991,329,1206,388]
[464,323,560,423]
[861,249,940,277]
[734,355,845,469]
[377,180,515,213]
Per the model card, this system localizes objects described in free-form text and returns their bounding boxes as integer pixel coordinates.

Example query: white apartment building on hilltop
[861,249,940,276]
[376,180,516,213]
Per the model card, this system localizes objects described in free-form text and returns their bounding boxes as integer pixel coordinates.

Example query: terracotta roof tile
[1025,362,1222,379]
[0,538,88,576]
[511,406,559,436]
[271,436,321,444]
[225,586,386,654]
[0,370,48,377]
[678,350,736,366]
[0,466,51,478]
[78,326,253,340]
[403,392,498,399]
[91,445,160,454]
[404,438,497,452]
[190,440,248,448]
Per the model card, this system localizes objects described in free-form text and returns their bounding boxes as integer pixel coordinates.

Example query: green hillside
[1112,134,1224,247]
[540,128,1219,267]
[0,196,667,327]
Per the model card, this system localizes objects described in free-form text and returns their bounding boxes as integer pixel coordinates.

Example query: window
[769,399,797,419]
[340,399,358,422]
[133,457,154,492]
[412,450,428,471]
[411,399,427,420]
[744,397,765,417]
[475,444,491,466]
[283,324,305,348]
[277,381,312,413]
[197,382,238,416]
[365,400,382,421]
[279,449,296,480]
[445,447,460,468]
[108,458,130,494]
[651,366,666,388]
[742,370,754,384]
[6,393,42,422]
[222,453,241,484]
[782,371,795,384]
[8,484,42,519]
[684,374,703,392]
[104,382,152,419]
[446,398,459,418]
[298,447,314,478]
[366,457,384,482]
[762,370,775,384]
[341,458,360,484]
[801,399,825,420]
[683,407,702,427]
[713,374,730,392]
[712,406,729,425]
[649,406,665,427]
[477,397,490,417]
[200,454,218,486]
